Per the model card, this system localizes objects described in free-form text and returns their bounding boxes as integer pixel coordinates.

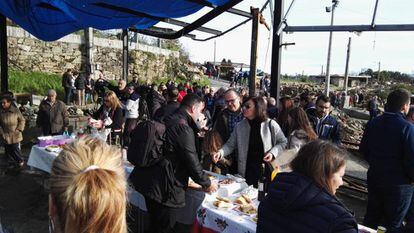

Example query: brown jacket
[36,100,69,135]
[0,105,25,144]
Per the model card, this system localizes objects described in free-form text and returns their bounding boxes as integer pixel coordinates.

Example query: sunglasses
[243,104,253,109]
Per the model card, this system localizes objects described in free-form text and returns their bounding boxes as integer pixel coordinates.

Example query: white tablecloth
[195,195,257,233]
[27,145,147,211]
[28,145,373,232]
[27,145,59,173]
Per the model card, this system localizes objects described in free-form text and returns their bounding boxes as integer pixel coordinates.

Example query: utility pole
[0,15,8,92]
[344,37,351,94]
[213,40,216,67]
[249,7,260,97]
[325,0,339,95]
[321,65,324,76]
[377,61,381,82]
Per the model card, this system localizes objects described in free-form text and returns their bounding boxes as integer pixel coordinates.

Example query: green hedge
[9,70,64,99]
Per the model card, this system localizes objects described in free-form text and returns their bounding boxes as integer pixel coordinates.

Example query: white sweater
[125,98,139,119]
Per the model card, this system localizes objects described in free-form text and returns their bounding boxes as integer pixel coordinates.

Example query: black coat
[257,172,358,233]
[130,108,211,208]
[153,101,180,123]
[74,75,87,90]
[93,106,124,130]
[148,91,166,118]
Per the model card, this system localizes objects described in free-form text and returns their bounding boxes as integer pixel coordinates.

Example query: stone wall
[7,26,181,82]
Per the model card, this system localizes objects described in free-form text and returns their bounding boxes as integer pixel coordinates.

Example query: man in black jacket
[153,87,180,122]
[74,73,86,106]
[132,94,217,233]
[61,69,73,104]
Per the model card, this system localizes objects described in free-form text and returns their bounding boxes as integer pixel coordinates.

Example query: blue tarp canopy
[0,0,232,41]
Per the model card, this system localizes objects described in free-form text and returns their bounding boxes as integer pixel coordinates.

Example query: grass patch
[9,70,64,99]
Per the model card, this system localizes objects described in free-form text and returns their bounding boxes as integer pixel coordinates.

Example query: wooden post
[270,0,284,104]
[249,7,259,97]
[344,37,351,94]
[0,15,8,92]
[122,29,129,82]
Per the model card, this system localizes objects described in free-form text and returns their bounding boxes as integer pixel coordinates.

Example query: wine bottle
[258,163,267,202]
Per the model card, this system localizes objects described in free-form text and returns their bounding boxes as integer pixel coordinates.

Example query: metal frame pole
[0,15,8,92]
[270,0,284,104]
[84,28,94,74]
[122,29,129,82]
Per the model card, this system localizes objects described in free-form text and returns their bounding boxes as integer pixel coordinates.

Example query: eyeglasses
[225,98,237,104]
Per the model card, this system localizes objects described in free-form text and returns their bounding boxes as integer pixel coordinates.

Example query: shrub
[9,70,64,99]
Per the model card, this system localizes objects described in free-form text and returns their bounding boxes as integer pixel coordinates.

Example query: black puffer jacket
[257,172,358,233]
[131,108,210,208]
[153,101,180,123]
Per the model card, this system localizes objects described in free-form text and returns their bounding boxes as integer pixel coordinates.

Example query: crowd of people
[1,70,413,233]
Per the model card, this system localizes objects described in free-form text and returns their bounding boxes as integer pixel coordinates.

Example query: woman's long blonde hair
[104,90,122,109]
[50,137,127,233]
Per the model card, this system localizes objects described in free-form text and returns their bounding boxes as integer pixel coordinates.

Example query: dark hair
[243,96,268,122]
[385,88,411,112]
[126,84,135,90]
[316,94,330,104]
[0,94,13,103]
[181,93,203,109]
[288,107,318,140]
[167,87,179,101]
[290,140,348,195]
[177,84,185,92]
[202,130,223,154]
[279,96,294,111]
[299,92,312,103]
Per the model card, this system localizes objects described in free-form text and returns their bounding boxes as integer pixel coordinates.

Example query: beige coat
[0,105,25,144]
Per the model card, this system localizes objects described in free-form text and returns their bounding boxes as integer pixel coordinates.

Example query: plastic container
[52,135,72,146]
[38,136,54,147]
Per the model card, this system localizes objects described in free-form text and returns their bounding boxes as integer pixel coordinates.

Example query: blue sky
[156,0,414,75]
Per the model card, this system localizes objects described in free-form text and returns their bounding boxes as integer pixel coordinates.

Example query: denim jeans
[64,87,72,105]
[364,184,414,233]
[85,92,93,104]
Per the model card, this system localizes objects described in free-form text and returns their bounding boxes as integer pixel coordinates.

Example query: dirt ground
[0,145,368,233]
[0,148,49,233]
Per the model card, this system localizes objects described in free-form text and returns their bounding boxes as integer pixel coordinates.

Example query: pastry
[213,200,232,208]
[216,196,231,203]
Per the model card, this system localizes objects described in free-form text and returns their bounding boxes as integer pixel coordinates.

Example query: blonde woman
[91,91,124,142]
[49,137,127,233]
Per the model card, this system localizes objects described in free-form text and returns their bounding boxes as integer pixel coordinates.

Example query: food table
[27,139,376,233]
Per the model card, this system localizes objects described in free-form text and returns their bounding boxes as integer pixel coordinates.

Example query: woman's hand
[263,153,273,162]
[212,152,221,164]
